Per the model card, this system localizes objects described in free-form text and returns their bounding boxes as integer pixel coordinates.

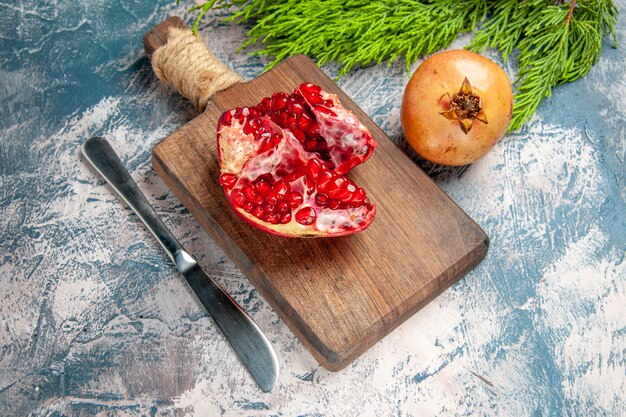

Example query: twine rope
[151,27,243,112]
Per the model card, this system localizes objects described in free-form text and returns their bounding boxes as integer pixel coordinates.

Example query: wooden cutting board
[144,18,488,371]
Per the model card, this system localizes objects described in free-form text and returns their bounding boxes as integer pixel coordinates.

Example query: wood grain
[146,23,489,370]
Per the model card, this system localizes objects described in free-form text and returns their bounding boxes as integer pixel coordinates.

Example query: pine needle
[186,0,619,131]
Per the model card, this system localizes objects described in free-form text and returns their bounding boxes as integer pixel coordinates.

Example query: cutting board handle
[143,16,243,112]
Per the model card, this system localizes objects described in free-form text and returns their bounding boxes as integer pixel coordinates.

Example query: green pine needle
[185,0,618,131]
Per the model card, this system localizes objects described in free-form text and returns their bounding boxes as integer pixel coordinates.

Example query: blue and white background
[1,1,624,416]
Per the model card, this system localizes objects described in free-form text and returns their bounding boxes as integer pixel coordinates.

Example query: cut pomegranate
[217,83,377,237]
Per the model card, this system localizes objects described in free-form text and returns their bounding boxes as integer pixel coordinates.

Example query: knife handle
[143,16,243,112]
[81,137,191,270]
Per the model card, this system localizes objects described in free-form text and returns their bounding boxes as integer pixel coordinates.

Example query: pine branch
[217,0,489,76]
[471,0,618,130]
[184,0,619,131]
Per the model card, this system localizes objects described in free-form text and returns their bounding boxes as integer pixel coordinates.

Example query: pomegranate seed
[230,189,245,207]
[279,112,289,127]
[315,193,329,207]
[265,191,278,206]
[298,83,321,94]
[323,99,334,107]
[255,181,271,195]
[259,97,271,112]
[284,169,305,183]
[251,206,264,218]
[271,93,288,111]
[252,195,264,206]
[314,106,337,116]
[287,113,298,130]
[266,204,276,214]
[297,113,313,131]
[270,134,282,147]
[287,192,303,208]
[242,184,256,200]
[219,173,238,189]
[316,170,334,191]
[273,181,289,198]
[295,207,316,225]
[307,159,322,179]
[288,101,304,114]
[328,199,341,209]
[306,93,324,105]
[219,110,233,127]
[304,138,320,151]
[243,118,260,135]
[256,173,273,183]
[241,201,254,212]
[258,138,273,154]
[307,123,320,136]
[265,213,279,224]
[327,177,347,198]
[351,188,366,206]
[277,201,290,213]
[292,129,305,143]
[280,212,292,224]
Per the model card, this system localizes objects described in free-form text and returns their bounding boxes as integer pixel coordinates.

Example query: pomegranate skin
[401,50,513,166]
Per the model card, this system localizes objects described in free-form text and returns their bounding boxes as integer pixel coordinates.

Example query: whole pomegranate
[217,83,377,237]
[401,50,513,166]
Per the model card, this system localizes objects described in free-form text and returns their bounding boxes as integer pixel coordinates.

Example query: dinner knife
[81,136,279,392]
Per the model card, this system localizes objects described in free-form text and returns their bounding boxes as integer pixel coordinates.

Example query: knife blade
[81,136,279,392]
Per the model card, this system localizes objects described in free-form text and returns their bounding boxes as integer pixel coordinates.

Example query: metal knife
[81,136,279,392]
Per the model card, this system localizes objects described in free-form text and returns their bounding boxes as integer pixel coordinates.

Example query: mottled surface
[0,1,624,416]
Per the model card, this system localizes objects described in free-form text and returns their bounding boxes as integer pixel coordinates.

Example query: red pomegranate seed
[265,213,279,224]
[273,181,289,198]
[287,113,298,130]
[309,94,324,105]
[251,206,264,218]
[265,191,278,206]
[277,201,290,213]
[219,173,238,189]
[315,193,329,207]
[351,188,366,206]
[271,93,288,111]
[292,128,305,143]
[258,97,271,112]
[287,192,303,209]
[241,201,254,212]
[231,189,245,207]
[314,106,337,116]
[304,138,319,151]
[288,101,304,114]
[307,123,320,136]
[307,159,322,179]
[219,110,233,126]
[284,169,305,183]
[242,184,256,200]
[295,207,316,225]
[327,178,347,198]
[266,204,276,214]
[328,199,341,209]
[255,181,271,195]
[316,171,334,191]
[280,212,292,224]
[297,113,313,131]
[299,83,321,94]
